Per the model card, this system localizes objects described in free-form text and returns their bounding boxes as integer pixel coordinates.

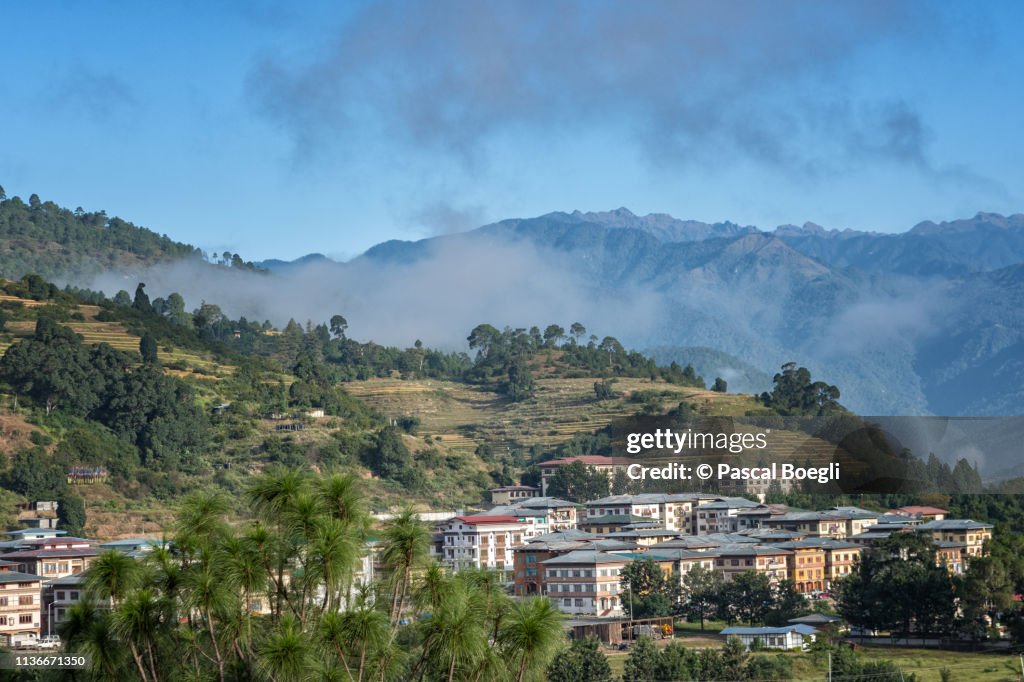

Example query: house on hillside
[489,485,539,505]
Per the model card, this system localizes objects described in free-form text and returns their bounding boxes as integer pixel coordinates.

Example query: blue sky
[2,0,1023,261]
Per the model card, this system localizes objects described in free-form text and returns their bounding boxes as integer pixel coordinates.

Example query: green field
[604,640,1021,681]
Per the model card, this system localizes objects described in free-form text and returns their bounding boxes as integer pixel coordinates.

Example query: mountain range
[3,189,1022,417]
[260,208,1024,417]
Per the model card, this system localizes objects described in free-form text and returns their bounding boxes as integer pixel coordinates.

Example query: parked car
[36,635,61,650]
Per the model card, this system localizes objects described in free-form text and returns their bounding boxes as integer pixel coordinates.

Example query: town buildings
[0,571,44,647]
[438,515,528,573]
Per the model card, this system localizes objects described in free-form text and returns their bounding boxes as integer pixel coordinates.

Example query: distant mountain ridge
[265,208,1024,278]
[332,208,1022,416]
[1,189,1021,417]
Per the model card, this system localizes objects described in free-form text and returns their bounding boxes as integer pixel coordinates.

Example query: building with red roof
[439,515,530,574]
[893,506,948,521]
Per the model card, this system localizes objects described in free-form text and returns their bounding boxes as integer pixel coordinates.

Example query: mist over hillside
[65,207,1024,417]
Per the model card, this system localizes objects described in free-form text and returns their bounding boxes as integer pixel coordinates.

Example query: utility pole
[1018,652,1023,681]
[827,651,832,682]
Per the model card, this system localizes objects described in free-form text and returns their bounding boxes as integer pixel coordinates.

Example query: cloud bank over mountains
[81,208,1024,417]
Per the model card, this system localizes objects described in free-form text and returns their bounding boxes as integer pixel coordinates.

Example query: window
[19,596,32,605]
[56,591,65,601]
[574,599,583,607]
[0,597,6,606]
[563,599,571,606]
[20,614,33,624]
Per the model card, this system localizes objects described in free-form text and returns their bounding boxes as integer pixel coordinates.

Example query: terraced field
[346,377,764,454]
[0,298,236,379]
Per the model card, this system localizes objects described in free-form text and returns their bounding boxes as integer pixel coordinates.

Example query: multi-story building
[794,538,861,586]
[585,493,705,533]
[935,542,967,575]
[513,535,636,597]
[916,519,992,559]
[828,507,881,537]
[489,485,539,505]
[579,514,651,535]
[514,498,579,533]
[768,541,826,593]
[41,573,87,637]
[692,498,764,534]
[604,529,683,547]
[892,506,947,522]
[760,512,849,539]
[0,571,43,647]
[647,548,719,591]
[1,537,99,579]
[439,515,529,574]
[713,545,790,583]
[541,550,629,617]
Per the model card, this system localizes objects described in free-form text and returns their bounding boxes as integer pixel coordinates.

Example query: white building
[720,624,817,650]
[439,515,529,573]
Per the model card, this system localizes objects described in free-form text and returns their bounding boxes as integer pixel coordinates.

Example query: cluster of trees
[545,461,610,503]
[759,362,842,416]
[551,631,913,682]
[620,560,806,629]
[836,530,1024,643]
[836,532,957,637]
[53,469,569,682]
[0,317,207,470]
[465,322,706,402]
[620,636,793,682]
[0,189,202,280]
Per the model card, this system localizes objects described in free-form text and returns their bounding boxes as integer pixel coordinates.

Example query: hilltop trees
[760,362,841,415]
[0,317,207,469]
[0,191,203,280]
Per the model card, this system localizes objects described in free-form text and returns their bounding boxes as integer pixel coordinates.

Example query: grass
[604,639,1020,682]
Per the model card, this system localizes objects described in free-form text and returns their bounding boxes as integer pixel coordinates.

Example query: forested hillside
[0,187,261,280]
[0,272,738,537]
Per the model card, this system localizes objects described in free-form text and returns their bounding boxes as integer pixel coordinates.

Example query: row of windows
[548,582,621,594]
[546,567,621,579]
[0,614,35,625]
